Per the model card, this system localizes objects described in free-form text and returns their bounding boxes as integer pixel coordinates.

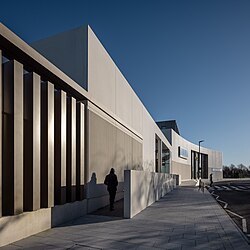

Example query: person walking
[210,173,213,187]
[104,168,118,211]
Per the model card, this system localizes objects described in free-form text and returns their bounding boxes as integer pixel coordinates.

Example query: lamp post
[198,140,204,179]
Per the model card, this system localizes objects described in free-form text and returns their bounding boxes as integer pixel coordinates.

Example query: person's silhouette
[104,168,118,211]
[210,173,213,187]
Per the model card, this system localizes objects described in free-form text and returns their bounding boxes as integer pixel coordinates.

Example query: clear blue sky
[1,0,250,166]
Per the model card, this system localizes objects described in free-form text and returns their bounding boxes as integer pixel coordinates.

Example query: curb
[206,188,250,246]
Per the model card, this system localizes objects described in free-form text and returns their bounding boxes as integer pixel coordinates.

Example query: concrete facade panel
[0,200,88,247]
[32,73,41,210]
[31,26,88,89]
[13,61,23,215]
[115,69,132,126]
[0,50,2,217]
[171,161,191,181]
[0,208,51,247]
[88,107,143,183]
[89,110,116,184]
[142,109,156,172]
[54,90,67,205]
[24,72,41,211]
[76,102,85,200]
[115,127,126,174]
[87,27,143,137]
[2,60,23,215]
[47,82,54,208]
[132,92,143,135]
[132,139,143,170]
[51,200,87,227]
[41,81,54,208]
[124,131,133,171]
[66,97,77,202]
[88,28,116,114]
[124,170,176,218]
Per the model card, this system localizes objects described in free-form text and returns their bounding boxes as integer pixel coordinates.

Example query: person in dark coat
[210,173,213,187]
[104,168,118,211]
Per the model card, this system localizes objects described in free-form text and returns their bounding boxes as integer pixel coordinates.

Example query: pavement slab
[1,186,250,249]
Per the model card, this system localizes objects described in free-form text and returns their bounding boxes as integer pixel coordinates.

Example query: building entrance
[191,150,208,179]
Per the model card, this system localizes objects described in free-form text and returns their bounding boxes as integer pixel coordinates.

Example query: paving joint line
[208,188,250,246]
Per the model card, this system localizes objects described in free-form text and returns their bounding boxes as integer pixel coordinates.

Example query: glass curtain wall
[191,150,198,179]
[191,150,208,179]
[155,135,161,173]
[161,142,170,173]
[201,154,208,178]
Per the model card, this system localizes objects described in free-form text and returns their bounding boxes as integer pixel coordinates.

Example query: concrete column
[54,90,67,205]
[66,97,76,202]
[24,72,41,211]
[84,101,89,197]
[41,81,54,208]
[2,60,23,215]
[76,102,85,200]
[32,74,41,210]
[0,50,2,217]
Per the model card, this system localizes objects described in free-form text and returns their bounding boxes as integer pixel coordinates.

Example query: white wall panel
[0,50,2,217]
[88,28,116,114]
[142,108,155,172]
[115,68,132,126]
[124,170,176,218]
[131,92,143,135]
[32,26,88,89]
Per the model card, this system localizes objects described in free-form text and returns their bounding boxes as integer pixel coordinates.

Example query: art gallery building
[0,23,222,246]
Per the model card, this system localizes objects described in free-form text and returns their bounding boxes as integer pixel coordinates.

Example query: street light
[198,140,204,179]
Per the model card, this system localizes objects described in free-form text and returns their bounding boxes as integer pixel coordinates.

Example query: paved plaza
[2,186,250,249]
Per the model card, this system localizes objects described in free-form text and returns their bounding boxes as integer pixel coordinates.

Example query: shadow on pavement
[55,199,124,228]
[90,198,124,218]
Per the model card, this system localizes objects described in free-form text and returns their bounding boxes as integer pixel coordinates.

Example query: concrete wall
[171,161,191,181]
[32,26,88,90]
[0,200,88,247]
[31,26,172,174]
[124,170,176,218]
[85,101,143,210]
[87,27,172,173]
[170,129,223,180]
[0,208,51,247]
[87,101,143,182]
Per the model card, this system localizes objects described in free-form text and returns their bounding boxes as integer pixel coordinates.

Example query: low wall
[0,200,88,247]
[0,208,51,247]
[124,170,176,218]
[52,200,88,227]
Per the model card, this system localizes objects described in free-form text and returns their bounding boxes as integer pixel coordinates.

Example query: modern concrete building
[0,23,222,246]
[157,120,223,182]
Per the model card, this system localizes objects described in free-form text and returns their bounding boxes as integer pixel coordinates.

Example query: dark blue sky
[1,0,250,166]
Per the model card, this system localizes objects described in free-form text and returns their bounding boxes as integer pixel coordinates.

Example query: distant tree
[229,164,236,170]
[237,164,247,170]
[223,163,250,178]
[223,165,230,178]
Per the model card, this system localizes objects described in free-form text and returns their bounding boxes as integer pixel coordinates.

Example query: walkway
[2,187,250,249]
